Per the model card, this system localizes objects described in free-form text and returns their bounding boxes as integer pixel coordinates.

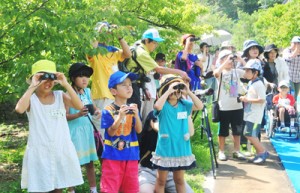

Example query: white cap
[278,80,289,88]
[291,36,300,43]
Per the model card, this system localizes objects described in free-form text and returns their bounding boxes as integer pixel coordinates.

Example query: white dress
[21,91,83,192]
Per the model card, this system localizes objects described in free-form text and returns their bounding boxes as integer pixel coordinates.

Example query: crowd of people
[15,21,300,193]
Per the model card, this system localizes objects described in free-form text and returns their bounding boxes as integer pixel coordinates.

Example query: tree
[0,0,208,104]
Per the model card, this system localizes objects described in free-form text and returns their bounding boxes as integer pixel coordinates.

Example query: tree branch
[0,43,36,65]
[137,16,184,32]
[0,0,50,39]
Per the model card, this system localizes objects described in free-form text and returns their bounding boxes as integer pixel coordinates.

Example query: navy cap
[108,71,138,89]
[242,40,263,58]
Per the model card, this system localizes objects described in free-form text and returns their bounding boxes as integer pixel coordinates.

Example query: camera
[190,37,200,42]
[127,104,135,114]
[84,104,95,115]
[173,83,185,90]
[40,73,57,81]
[140,74,151,83]
[237,94,243,103]
[230,54,237,60]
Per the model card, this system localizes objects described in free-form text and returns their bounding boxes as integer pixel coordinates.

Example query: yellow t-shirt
[87,51,124,100]
[126,44,158,74]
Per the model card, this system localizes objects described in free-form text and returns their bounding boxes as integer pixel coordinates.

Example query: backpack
[118,46,150,88]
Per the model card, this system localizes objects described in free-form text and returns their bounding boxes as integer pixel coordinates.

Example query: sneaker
[290,127,297,133]
[240,144,252,157]
[280,127,288,132]
[218,151,227,161]
[252,151,269,164]
[233,151,246,160]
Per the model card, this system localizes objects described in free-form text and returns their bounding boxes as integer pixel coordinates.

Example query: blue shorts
[243,121,261,137]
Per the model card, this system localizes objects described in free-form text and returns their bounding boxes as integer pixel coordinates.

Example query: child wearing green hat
[15,60,84,193]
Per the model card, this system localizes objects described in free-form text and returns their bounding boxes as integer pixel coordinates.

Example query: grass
[0,105,219,193]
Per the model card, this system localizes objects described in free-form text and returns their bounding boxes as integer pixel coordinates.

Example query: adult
[220,41,236,53]
[175,34,203,91]
[139,111,194,193]
[140,53,166,124]
[282,36,300,100]
[213,49,246,161]
[125,28,189,110]
[86,22,131,135]
[263,44,289,86]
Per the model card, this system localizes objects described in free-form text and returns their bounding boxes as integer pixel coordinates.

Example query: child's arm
[107,105,130,136]
[65,104,88,121]
[55,72,83,110]
[154,82,179,111]
[130,104,142,134]
[186,85,203,111]
[15,73,43,113]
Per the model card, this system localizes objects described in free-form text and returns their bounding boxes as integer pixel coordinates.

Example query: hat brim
[152,37,164,42]
[242,44,264,58]
[158,77,184,97]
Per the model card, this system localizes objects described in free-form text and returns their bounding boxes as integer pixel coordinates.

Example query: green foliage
[0,0,208,104]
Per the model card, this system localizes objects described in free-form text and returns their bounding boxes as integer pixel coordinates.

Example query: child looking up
[100,71,142,193]
[151,75,203,193]
[15,60,83,193]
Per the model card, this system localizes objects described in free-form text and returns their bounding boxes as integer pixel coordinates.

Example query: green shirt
[126,44,158,74]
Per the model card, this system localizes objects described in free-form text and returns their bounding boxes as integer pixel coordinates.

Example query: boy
[272,80,296,133]
[239,59,268,164]
[100,71,143,193]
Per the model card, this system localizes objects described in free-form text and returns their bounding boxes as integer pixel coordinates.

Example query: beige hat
[157,74,184,97]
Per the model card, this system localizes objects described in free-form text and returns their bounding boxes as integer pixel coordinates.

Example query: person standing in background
[282,36,300,100]
[86,21,132,136]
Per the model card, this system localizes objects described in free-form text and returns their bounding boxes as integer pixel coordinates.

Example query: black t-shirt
[139,111,158,169]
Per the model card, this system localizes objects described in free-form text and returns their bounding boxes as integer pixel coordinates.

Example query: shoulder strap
[216,73,222,101]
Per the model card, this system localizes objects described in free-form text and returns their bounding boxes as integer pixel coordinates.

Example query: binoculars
[173,83,185,90]
[40,73,57,81]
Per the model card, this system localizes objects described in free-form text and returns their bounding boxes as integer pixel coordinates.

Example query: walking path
[202,133,296,193]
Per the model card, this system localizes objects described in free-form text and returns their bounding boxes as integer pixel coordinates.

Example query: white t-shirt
[197,52,213,75]
[244,79,266,124]
[217,69,245,111]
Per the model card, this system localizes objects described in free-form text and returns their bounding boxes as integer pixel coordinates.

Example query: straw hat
[157,74,184,97]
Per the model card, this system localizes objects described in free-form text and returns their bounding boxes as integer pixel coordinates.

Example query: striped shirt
[282,48,300,83]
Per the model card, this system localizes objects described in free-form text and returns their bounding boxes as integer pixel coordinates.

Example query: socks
[90,187,97,193]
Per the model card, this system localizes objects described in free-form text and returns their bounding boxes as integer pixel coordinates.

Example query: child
[66,62,101,193]
[239,59,268,164]
[272,80,296,133]
[100,71,142,193]
[151,75,203,193]
[15,60,83,193]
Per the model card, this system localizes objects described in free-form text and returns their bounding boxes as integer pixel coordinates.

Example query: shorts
[218,109,243,137]
[101,159,139,193]
[243,121,261,137]
[138,166,194,193]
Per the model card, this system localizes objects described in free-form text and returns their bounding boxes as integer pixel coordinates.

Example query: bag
[93,129,104,158]
[118,47,140,73]
[87,115,104,158]
[212,73,222,123]
[211,101,220,123]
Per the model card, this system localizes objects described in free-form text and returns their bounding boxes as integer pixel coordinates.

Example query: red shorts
[100,159,139,193]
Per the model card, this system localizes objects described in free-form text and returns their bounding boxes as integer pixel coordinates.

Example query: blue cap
[244,59,262,72]
[291,36,300,43]
[142,29,164,42]
[242,40,263,58]
[108,71,138,89]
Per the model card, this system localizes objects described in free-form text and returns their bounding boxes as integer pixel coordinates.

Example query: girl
[151,75,203,193]
[15,60,83,193]
[66,62,101,193]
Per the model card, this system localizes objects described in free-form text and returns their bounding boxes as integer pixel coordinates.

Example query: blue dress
[68,88,98,165]
[151,100,196,171]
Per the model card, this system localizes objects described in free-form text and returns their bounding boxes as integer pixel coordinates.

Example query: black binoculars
[40,73,57,81]
[173,83,185,90]
[230,55,237,60]
[237,94,243,103]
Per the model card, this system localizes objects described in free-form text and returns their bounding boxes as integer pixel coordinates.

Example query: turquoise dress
[151,99,196,171]
[68,88,98,165]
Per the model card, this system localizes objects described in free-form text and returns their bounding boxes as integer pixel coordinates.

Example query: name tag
[177,112,187,119]
[49,109,66,118]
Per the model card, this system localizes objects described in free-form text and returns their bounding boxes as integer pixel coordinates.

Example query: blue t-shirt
[101,104,139,160]
[175,51,201,91]
[154,99,193,158]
